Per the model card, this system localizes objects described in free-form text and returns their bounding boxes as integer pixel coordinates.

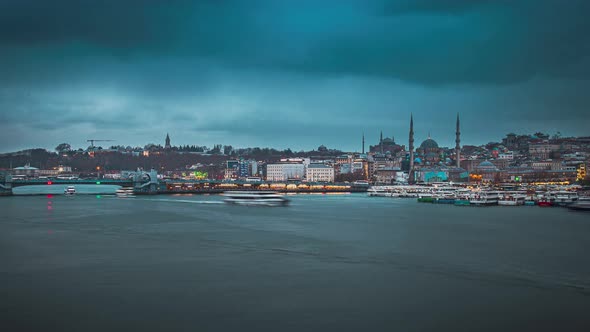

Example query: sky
[1,0,589,153]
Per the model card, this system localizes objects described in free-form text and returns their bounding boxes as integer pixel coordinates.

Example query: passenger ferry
[223,191,290,207]
[498,192,526,206]
[367,186,398,197]
[64,186,76,196]
[469,191,500,206]
[116,187,135,198]
[550,191,579,206]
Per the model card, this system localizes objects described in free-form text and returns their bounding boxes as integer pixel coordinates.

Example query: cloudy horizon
[1,0,589,153]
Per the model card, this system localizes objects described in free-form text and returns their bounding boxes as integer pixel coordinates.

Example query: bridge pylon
[0,173,13,196]
[132,169,159,194]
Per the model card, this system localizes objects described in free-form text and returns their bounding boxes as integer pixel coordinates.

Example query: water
[1,193,589,331]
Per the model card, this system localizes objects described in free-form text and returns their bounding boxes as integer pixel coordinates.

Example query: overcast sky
[1,0,589,153]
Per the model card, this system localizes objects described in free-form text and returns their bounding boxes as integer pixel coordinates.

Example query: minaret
[362,132,365,154]
[409,114,414,183]
[165,133,171,149]
[380,130,383,154]
[455,113,461,168]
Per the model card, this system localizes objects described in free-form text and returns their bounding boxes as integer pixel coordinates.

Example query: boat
[434,197,456,204]
[551,191,579,206]
[567,201,590,211]
[417,197,434,203]
[223,191,290,207]
[538,199,553,207]
[524,201,536,206]
[64,186,76,196]
[469,191,500,206]
[454,199,470,206]
[116,187,136,198]
[498,193,526,206]
[367,186,396,197]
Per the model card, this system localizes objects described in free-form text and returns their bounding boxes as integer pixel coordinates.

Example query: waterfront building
[306,164,335,182]
[266,163,305,182]
[12,164,39,177]
[373,167,401,184]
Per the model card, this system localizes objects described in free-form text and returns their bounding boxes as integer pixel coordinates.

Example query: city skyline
[1,1,590,152]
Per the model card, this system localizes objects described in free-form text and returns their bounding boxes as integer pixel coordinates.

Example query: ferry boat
[367,186,396,197]
[223,191,289,207]
[550,191,579,206]
[64,186,76,196]
[498,193,526,206]
[538,199,553,207]
[567,201,590,211]
[469,191,500,206]
[116,187,136,198]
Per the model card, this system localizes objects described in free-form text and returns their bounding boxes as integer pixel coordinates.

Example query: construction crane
[87,139,114,148]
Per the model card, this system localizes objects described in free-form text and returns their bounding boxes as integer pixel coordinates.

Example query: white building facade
[266,163,305,182]
[306,164,335,182]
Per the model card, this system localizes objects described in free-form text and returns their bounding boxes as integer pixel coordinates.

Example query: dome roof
[478,160,494,167]
[477,160,497,170]
[420,138,439,149]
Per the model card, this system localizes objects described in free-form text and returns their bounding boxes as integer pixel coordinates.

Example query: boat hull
[498,200,524,206]
[224,199,289,207]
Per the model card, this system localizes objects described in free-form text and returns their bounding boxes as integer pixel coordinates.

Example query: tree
[55,143,71,153]
[223,145,233,155]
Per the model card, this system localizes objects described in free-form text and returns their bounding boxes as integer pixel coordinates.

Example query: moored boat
[538,200,553,207]
[551,191,579,206]
[567,201,590,211]
[498,193,526,206]
[223,191,289,207]
[417,197,435,203]
[469,191,500,206]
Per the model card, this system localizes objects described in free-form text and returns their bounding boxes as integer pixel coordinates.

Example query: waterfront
[1,193,590,331]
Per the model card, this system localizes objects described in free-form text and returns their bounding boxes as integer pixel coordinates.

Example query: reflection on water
[1,193,590,331]
[13,184,120,195]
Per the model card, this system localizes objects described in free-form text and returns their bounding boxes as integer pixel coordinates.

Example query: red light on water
[47,181,52,185]
[47,194,53,198]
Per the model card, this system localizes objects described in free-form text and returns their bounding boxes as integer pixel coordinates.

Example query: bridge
[0,170,369,196]
[0,169,159,196]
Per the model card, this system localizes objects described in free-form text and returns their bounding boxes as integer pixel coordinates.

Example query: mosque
[408,114,463,183]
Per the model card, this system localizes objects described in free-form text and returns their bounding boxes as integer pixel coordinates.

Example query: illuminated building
[306,164,335,182]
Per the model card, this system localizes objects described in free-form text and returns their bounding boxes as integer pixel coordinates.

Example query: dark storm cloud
[0,0,589,152]
[1,0,589,84]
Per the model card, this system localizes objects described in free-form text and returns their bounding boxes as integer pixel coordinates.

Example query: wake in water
[133,198,224,204]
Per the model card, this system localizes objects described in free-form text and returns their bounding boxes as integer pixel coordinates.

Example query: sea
[1,185,590,331]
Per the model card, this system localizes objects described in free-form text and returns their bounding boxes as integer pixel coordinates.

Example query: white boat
[367,186,396,197]
[223,191,289,206]
[64,186,76,196]
[498,193,526,206]
[550,191,578,206]
[116,187,136,198]
[469,191,500,206]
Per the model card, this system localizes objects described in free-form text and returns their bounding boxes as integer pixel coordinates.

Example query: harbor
[368,184,590,210]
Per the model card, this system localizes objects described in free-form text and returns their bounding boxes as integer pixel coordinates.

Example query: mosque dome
[420,138,439,149]
[477,160,497,170]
